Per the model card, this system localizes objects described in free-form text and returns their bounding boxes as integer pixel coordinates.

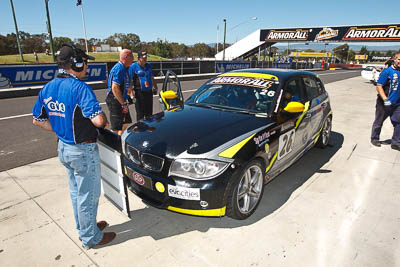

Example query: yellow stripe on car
[295,101,310,129]
[265,152,278,173]
[168,206,226,216]
[219,72,279,81]
[218,134,256,159]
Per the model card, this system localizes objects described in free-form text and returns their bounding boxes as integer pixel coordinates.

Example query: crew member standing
[106,49,134,135]
[129,50,158,121]
[371,53,400,148]
[383,53,400,151]
[32,43,116,249]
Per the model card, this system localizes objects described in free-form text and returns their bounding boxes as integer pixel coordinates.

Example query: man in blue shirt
[374,52,400,151]
[129,50,158,121]
[32,44,115,249]
[106,49,134,135]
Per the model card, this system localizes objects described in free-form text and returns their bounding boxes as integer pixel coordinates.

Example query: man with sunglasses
[32,44,116,249]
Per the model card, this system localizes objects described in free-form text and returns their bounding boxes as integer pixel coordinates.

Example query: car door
[302,75,327,144]
[159,70,184,111]
[272,76,309,170]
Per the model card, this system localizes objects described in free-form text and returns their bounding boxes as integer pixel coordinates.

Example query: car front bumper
[123,158,236,217]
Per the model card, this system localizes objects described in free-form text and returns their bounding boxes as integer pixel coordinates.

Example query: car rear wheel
[226,160,265,220]
[316,116,332,148]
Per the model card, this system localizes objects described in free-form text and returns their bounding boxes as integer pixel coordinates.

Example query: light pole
[44,0,56,62]
[223,19,226,61]
[228,17,257,43]
[221,17,257,61]
[216,24,219,54]
[9,0,24,62]
[77,0,89,53]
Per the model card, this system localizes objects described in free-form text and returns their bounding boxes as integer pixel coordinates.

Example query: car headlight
[169,159,229,180]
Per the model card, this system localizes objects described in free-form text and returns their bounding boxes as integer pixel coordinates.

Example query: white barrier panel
[98,141,130,217]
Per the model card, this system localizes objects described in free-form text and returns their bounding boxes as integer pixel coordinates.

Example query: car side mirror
[284,101,305,113]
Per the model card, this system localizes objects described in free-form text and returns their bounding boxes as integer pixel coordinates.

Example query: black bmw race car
[120,69,332,220]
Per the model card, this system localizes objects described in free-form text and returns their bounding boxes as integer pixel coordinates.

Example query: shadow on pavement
[103,131,344,248]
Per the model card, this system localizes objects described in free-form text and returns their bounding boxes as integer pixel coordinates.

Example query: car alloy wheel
[227,159,265,220]
[237,164,263,214]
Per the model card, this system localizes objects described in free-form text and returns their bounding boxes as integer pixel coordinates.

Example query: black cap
[138,50,147,59]
[57,44,95,62]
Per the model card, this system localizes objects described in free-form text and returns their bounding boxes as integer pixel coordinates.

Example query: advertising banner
[260,24,400,42]
[216,62,251,73]
[0,63,107,89]
[291,52,332,57]
[355,55,368,60]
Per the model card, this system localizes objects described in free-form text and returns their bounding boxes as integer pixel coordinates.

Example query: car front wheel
[226,160,265,220]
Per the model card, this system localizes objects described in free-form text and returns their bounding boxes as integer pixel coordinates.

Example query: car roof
[224,68,318,82]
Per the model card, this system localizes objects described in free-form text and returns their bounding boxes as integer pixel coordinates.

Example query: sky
[2,0,400,46]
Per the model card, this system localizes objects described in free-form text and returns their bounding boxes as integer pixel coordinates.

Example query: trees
[333,44,349,61]
[190,43,213,58]
[103,33,141,51]
[170,42,188,58]
[153,39,172,58]
[53,37,73,51]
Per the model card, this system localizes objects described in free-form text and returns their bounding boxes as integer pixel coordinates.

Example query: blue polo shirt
[378,66,400,107]
[32,70,103,144]
[107,61,130,100]
[129,62,153,92]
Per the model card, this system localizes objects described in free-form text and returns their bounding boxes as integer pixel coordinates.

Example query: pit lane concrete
[1,75,399,266]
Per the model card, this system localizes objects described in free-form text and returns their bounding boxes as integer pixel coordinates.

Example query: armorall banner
[260,24,400,42]
[0,63,107,89]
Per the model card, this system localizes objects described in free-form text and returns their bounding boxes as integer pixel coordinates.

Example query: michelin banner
[260,24,400,42]
[0,63,107,89]
[216,62,251,73]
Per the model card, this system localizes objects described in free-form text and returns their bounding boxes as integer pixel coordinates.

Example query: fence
[105,60,322,77]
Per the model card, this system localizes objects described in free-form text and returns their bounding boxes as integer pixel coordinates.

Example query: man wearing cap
[129,50,158,121]
[106,49,134,135]
[32,43,116,249]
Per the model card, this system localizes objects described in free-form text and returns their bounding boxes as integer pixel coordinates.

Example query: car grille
[141,153,165,172]
[126,144,140,165]
[125,144,165,172]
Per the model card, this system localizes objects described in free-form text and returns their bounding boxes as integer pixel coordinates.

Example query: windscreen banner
[216,62,251,73]
[260,24,400,42]
[0,63,107,89]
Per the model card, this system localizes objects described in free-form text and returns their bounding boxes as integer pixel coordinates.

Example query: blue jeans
[58,140,103,248]
[391,105,400,146]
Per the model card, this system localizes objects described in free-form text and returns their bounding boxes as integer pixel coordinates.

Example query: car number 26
[278,129,295,160]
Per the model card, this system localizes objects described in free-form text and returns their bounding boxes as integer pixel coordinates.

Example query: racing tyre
[316,116,332,148]
[226,160,265,220]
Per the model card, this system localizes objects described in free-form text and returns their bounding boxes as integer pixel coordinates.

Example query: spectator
[33,51,39,63]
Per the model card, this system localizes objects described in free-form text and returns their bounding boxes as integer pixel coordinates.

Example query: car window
[283,78,306,105]
[186,76,280,115]
[303,76,320,100]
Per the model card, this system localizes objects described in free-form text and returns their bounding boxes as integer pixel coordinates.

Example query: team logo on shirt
[47,100,66,117]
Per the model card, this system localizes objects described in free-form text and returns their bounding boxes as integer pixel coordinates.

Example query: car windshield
[186,75,279,116]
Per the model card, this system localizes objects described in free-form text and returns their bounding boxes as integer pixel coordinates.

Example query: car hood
[124,105,273,158]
